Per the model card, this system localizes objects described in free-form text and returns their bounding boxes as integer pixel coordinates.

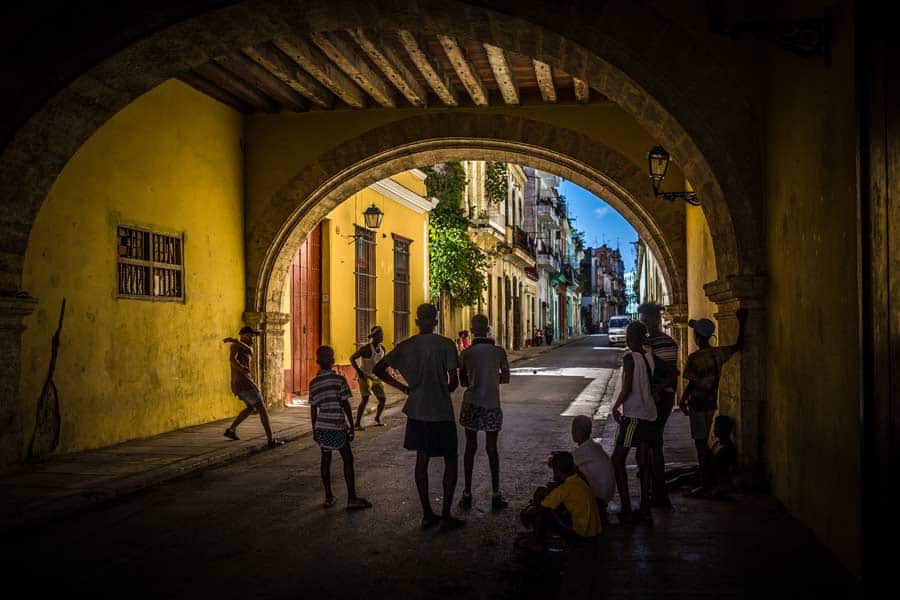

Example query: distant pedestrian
[458,314,511,512]
[456,330,471,352]
[570,415,615,527]
[222,326,285,448]
[611,321,657,523]
[373,303,464,530]
[680,309,747,497]
[638,302,680,508]
[544,323,553,346]
[350,325,387,430]
[310,345,372,510]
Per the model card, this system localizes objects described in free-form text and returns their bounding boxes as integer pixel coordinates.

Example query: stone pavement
[0,335,586,532]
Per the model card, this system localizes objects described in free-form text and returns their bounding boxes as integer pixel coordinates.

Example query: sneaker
[491,494,509,511]
[459,492,473,511]
[267,438,286,448]
[224,428,239,441]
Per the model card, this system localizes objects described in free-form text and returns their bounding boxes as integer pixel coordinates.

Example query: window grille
[393,236,411,343]
[355,226,376,347]
[117,225,184,301]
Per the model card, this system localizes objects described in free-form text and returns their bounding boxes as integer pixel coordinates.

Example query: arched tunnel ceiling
[178,29,604,112]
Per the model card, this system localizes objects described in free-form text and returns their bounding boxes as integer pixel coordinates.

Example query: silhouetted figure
[310,345,371,510]
[373,303,464,530]
[222,326,284,448]
[458,314,510,512]
[350,325,387,430]
[710,415,738,499]
[571,415,615,527]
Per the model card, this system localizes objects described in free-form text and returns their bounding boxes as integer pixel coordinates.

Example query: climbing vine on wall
[424,163,488,306]
[485,161,508,205]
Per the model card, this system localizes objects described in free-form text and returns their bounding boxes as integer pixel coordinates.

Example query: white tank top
[623,350,657,421]
[360,343,385,376]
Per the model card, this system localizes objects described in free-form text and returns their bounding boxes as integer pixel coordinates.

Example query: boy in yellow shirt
[518,451,601,551]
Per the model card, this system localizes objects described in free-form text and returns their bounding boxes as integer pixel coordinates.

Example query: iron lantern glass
[363,204,384,229]
[647,145,670,191]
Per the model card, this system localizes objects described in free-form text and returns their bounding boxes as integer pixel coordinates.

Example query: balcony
[536,247,561,273]
[508,226,536,269]
[536,201,559,226]
[470,206,505,241]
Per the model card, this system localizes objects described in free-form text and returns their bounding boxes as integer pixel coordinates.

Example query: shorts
[236,388,262,408]
[403,418,458,458]
[690,409,716,440]
[616,417,657,448]
[314,428,349,451]
[458,402,503,432]
[358,376,386,399]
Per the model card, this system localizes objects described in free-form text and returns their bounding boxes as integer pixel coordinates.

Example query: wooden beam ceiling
[347,28,427,107]
[273,37,367,108]
[438,35,488,106]
[532,60,557,103]
[193,61,280,112]
[574,78,590,103]
[483,43,519,105]
[310,31,396,108]
[216,52,307,111]
[397,29,459,107]
[242,44,335,109]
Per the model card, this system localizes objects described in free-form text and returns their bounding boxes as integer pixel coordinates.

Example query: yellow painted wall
[320,187,429,365]
[762,1,860,575]
[685,204,718,353]
[19,80,245,453]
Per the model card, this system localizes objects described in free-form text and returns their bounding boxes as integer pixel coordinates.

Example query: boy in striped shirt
[310,345,372,510]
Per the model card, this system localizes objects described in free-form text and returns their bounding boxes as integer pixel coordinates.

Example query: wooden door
[290,223,322,397]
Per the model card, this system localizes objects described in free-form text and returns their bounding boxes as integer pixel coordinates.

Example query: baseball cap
[688,318,715,339]
[239,325,261,336]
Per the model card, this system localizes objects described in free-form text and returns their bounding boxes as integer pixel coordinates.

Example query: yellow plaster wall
[320,187,429,365]
[19,80,245,453]
[762,1,860,575]
[685,204,718,353]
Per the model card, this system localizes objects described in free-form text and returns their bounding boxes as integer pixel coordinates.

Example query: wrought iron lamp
[647,146,700,206]
[362,203,384,229]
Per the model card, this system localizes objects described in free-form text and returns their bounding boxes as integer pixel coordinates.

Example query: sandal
[323,497,336,508]
[347,497,373,510]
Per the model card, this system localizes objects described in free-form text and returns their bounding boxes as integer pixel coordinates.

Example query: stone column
[664,302,689,396]
[0,294,38,471]
[244,311,290,410]
[704,275,767,489]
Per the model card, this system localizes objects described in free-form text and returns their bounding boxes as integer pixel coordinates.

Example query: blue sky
[560,180,638,270]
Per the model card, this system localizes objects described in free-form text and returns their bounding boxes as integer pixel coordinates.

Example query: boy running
[350,325,387,430]
[458,314,510,511]
[309,345,372,510]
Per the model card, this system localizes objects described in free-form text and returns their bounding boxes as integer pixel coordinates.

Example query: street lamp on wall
[362,203,384,229]
[646,145,700,206]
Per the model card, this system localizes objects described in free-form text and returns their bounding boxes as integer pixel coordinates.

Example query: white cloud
[594,206,610,218]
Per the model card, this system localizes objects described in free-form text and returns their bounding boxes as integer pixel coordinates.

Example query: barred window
[354,226,376,347]
[393,235,411,343]
[117,225,184,301]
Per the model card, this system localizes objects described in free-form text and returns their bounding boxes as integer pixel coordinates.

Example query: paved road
[3,336,854,599]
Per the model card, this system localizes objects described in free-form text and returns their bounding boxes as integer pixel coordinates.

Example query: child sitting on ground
[570,415,616,527]
[309,345,372,510]
[709,415,738,499]
[517,451,601,552]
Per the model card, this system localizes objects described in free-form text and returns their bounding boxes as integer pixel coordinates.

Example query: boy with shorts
[350,325,387,430]
[458,314,510,511]
[309,345,372,510]
[222,326,284,448]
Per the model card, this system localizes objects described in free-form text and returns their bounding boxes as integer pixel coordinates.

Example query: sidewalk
[0,335,586,532]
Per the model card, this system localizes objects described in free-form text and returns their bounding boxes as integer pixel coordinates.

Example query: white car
[607,316,631,345]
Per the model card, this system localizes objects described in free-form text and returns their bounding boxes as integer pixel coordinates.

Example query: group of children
[220,302,742,549]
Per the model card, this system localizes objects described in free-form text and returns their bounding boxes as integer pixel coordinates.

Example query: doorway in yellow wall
[287,223,322,401]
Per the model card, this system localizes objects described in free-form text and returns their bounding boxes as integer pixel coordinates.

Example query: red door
[289,224,322,398]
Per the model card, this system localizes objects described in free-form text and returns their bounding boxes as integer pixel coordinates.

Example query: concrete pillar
[243,310,290,410]
[665,302,689,396]
[0,294,38,471]
[705,275,767,488]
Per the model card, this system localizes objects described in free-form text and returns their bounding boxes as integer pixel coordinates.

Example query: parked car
[607,315,631,345]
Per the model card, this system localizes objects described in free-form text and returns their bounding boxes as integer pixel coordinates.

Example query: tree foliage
[423,163,488,306]
[485,161,508,205]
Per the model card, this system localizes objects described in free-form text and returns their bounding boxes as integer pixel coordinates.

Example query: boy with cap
[222,326,285,448]
[309,345,372,510]
[680,309,747,496]
[373,303,464,530]
[350,325,387,430]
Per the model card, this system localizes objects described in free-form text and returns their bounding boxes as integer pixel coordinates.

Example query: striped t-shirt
[645,331,679,393]
[309,369,352,431]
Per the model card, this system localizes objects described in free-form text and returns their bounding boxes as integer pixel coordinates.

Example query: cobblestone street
[2,337,855,598]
